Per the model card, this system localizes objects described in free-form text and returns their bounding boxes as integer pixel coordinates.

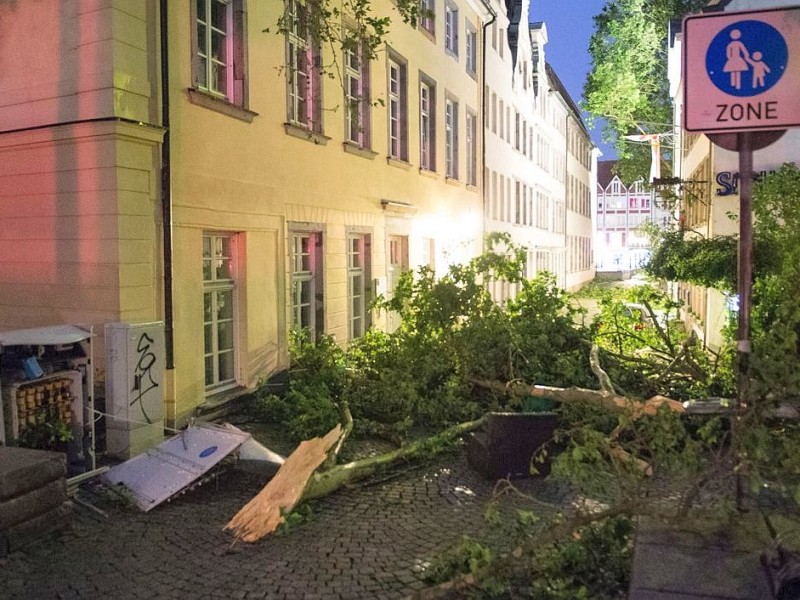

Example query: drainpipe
[481,1,497,246]
[160,0,175,369]
[564,112,569,288]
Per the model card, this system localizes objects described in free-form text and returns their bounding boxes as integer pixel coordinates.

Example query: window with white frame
[420,77,436,171]
[286,0,322,132]
[420,0,435,36]
[445,2,458,57]
[536,191,549,230]
[345,41,371,147]
[498,99,504,139]
[491,93,497,134]
[203,233,237,391]
[422,237,436,271]
[466,109,477,186]
[465,22,477,76]
[194,0,247,106]
[388,54,408,160]
[553,200,565,233]
[347,233,371,339]
[290,230,323,339]
[445,97,459,179]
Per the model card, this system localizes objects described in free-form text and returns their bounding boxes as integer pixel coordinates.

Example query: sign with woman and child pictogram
[683,6,800,133]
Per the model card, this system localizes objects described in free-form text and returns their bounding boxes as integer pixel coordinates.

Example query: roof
[544,62,592,141]
[597,160,619,188]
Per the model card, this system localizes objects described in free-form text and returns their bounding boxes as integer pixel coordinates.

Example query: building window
[536,191,549,230]
[445,97,459,179]
[286,0,322,132]
[388,54,408,160]
[465,22,477,76]
[386,235,409,333]
[498,100,504,140]
[491,93,497,134]
[194,0,247,106]
[347,234,371,339]
[345,41,371,147]
[445,2,458,57]
[466,109,477,186]
[420,0,435,36]
[203,233,237,391]
[423,237,436,271]
[420,78,436,171]
[290,230,324,339]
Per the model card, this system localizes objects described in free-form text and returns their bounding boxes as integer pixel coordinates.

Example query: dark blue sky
[529,0,617,158]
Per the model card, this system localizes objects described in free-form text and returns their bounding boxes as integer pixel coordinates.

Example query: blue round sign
[199,445,218,458]
[705,20,788,97]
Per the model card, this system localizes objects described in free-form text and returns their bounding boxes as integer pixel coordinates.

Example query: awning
[0,325,93,347]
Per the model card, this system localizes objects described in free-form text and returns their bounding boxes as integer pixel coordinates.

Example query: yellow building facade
[0,0,490,428]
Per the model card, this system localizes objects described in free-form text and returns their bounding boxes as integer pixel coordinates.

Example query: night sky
[529,0,617,158]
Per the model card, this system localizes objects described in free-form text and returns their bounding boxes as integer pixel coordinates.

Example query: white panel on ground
[103,421,254,511]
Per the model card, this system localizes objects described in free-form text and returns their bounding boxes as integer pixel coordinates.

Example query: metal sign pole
[735,131,753,512]
[683,3,800,515]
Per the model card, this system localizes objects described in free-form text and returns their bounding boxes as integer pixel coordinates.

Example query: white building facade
[595,161,671,273]
[483,3,596,295]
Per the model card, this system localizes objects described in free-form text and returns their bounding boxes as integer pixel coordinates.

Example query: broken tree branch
[590,343,616,395]
[225,425,343,542]
[226,417,486,542]
[322,400,353,470]
[303,417,485,501]
[470,377,684,420]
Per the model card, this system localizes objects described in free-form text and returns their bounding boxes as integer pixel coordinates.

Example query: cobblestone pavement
[0,451,570,600]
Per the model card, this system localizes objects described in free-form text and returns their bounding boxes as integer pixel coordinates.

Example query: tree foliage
[273,0,422,91]
[247,227,800,596]
[645,230,779,291]
[750,163,800,402]
[642,163,800,402]
[585,0,706,181]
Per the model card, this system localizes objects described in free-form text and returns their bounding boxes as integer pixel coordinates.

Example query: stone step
[0,500,72,557]
[0,447,66,501]
[0,477,67,530]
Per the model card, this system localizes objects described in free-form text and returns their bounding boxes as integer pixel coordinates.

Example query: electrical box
[105,322,165,459]
[0,325,95,476]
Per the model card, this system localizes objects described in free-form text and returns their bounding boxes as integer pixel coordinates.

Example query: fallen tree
[226,344,688,542]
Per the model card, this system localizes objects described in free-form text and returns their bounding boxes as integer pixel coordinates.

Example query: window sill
[187,88,258,123]
[445,49,459,61]
[387,157,412,170]
[196,385,250,419]
[466,183,478,192]
[445,176,461,186]
[419,168,438,179]
[420,28,436,44]
[467,68,477,80]
[343,142,378,159]
[284,122,330,145]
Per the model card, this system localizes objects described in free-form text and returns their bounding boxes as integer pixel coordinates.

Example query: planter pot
[466,412,559,479]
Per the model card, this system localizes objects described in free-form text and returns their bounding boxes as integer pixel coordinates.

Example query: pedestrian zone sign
[683,6,800,133]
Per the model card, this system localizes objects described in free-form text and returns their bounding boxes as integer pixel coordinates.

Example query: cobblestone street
[0,451,568,600]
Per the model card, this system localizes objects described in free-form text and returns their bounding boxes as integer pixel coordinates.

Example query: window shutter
[361,52,371,146]
[232,0,246,107]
